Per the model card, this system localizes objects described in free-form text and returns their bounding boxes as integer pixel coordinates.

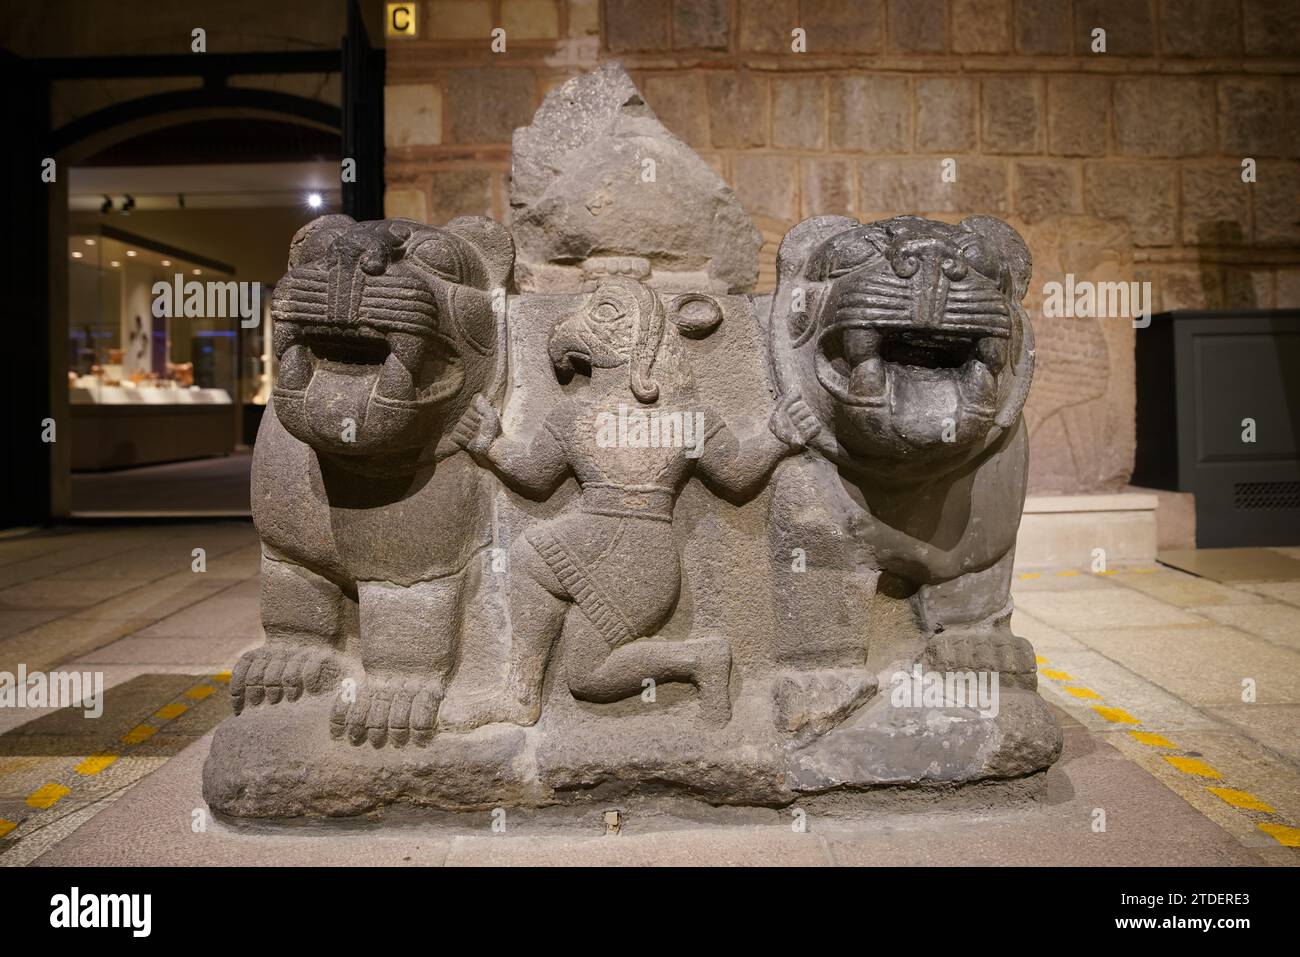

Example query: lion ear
[776,215,860,286]
[958,215,1031,302]
[287,214,355,268]
[445,216,515,290]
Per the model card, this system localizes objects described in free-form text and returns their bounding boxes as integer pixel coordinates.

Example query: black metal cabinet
[1134,310,1300,547]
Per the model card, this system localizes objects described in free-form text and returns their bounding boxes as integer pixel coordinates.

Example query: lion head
[770,215,1034,467]
[270,215,512,458]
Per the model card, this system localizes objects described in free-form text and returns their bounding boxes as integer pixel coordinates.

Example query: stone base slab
[1015,492,1159,568]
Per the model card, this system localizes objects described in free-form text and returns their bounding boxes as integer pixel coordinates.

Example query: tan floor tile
[1013,589,1208,632]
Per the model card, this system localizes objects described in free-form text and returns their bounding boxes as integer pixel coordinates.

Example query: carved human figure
[229,214,514,748]
[443,277,819,729]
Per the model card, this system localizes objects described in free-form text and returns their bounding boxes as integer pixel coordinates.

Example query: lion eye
[811,233,881,281]
[409,238,464,283]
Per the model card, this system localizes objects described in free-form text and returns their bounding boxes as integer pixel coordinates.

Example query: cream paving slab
[130,578,263,640]
[1012,588,1208,631]
[1206,704,1300,769]
[1238,581,1300,607]
[1009,568,1126,593]
[0,577,153,611]
[1194,602,1300,653]
[0,609,64,640]
[67,573,232,623]
[0,617,155,675]
[1111,568,1265,608]
[70,634,258,669]
[1068,625,1300,707]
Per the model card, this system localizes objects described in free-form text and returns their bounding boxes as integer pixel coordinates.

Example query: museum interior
[0,0,1298,883]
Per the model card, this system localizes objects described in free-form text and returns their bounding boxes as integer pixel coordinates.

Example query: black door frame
[2,12,384,527]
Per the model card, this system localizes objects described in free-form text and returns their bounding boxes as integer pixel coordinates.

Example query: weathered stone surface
[952,0,1011,54]
[857,157,1011,216]
[1015,0,1070,54]
[1047,76,1109,157]
[605,0,670,52]
[829,76,910,153]
[1114,78,1214,158]
[447,68,536,143]
[1218,78,1300,158]
[707,71,768,149]
[738,0,792,52]
[672,0,729,50]
[1181,166,1250,246]
[1083,162,1176,246]
[1160,0,1240,56]
[384,84,442,147]
[802,0,884,53]
[887,0,947,53]
[916,77,977,153]
[203,69,1062,818]
[1074,0,1156,55]
[800,157,854,218]
[772,76,825,150]
[1242,0,1300,57]
[510,63,761,293]
[428,169,493,221]
[1015,161,1081,224]
[982,76,1044,154]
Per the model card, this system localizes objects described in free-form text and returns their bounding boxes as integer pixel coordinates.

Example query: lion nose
[887,237,967,329]
[333,225,393,277]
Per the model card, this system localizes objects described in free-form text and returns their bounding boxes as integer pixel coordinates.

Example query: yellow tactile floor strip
[1037,653,1298,849]
[0,671,230,847]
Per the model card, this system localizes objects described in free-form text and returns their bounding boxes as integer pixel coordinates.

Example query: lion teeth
[976,336,1007,372]
[386,331,427,373]
[842,328,882,366]
[377,353,417,402]
[848,356,886,399]
[959,357,996,412]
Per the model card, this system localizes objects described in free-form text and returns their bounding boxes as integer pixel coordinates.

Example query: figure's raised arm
[451,394,570,497]
[696,392,821,500]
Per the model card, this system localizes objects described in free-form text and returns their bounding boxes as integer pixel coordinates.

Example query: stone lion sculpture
[767,214,1061,784]
[230,213,512,748]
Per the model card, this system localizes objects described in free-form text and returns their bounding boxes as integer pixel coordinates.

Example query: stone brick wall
[384,0,1300,492]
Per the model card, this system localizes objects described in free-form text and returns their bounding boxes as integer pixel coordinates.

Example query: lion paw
[231,644,342,714]
[924,630,1036,680]
[329,674,445,747]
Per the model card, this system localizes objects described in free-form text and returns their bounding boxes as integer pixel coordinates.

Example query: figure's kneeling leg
[565,618,733,726]
[331,575,465,747]
[231,554,348,714]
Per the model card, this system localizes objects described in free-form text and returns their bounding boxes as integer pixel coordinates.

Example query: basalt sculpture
[203,65,1061,819]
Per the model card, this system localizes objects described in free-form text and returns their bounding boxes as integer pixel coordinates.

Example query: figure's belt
[579,483,674,522]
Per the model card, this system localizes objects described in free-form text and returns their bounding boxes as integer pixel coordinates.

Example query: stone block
[1218,78,1300,158]
[829,75,910,153]
[887,0,947,52]
[1242,0,1300,56]
[733,154,800,221]
[1114,77,1214,157]
[982,76,1044,154]
[673,0,730,49]
[801,0,885,53]
[606,0,671,52]
[1181,166,1251,246]
[383,187,428,223]
[384,83,442,148]
[1083,162,1176,245]
[915,76,976,152]
[739,0,794,52]
[1015,0,1070,54]
[501,0,559,39]
[952,0,1012,54]
[447,68,536,143]
[1015,161,1081,224]
[1047,75,1108,157]
[800,157,855,217]
[708,71,768,148]
[1254,163,1300,245]
[1074,0,1156,55]
[1159,0,1240,56]
[428,169,493,221]
[772,76,825,150]
[645,73,709,148]
[857,156,1010,215]
[429,0,493,39]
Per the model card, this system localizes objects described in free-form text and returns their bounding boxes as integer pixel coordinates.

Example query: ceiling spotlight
[126,249,137,257]
[307,193,322,209]
[84,238,96,246]
[122,195,136,213]
[100,196,113,214]
[160,259,172,267]
[71,251,83,259]
[110,260,121,267]
[192,268,202,276]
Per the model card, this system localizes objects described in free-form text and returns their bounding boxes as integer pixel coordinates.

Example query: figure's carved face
[773,215,1034,464]
[271,215,512,456]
